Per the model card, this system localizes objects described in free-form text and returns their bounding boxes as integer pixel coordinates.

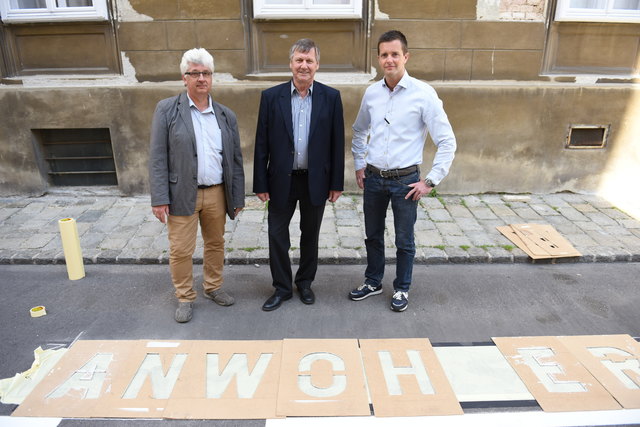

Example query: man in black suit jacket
[253,39,345,311]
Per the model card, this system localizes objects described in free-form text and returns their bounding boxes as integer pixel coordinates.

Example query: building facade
[1,0,639,210]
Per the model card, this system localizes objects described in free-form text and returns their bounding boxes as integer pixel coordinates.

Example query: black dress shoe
[299,288,315,305]
[262,293,292,311]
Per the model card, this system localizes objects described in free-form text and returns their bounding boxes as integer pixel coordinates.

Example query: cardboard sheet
[559,335,640,409]
[13,340,170,418]
[276,339,370,417]
[359,339,463,417]
[496,224,581,259]
[14,340,285,420]
[163,340,282,419]
[493,336,621,412]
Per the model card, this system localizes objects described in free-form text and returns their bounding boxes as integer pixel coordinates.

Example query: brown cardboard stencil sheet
[496,223,581,259]
[493,336,621,412]
[13,340,195,418]
[162,340,282,419]
[559,334,640,409]
[359,338,463,417]
[276,339,370,417]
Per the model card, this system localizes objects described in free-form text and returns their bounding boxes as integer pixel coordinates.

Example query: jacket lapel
[212,101,231,158]
[309,82,322,142]
[178,92,197,154]
[278,82,294,145]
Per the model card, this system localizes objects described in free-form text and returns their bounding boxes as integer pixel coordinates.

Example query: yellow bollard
[58,218,85,280]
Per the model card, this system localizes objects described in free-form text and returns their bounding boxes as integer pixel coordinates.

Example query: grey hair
[180,48,215,74]
[289,38,320,62]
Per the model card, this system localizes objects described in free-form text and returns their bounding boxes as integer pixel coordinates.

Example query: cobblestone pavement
[1,191,640,265]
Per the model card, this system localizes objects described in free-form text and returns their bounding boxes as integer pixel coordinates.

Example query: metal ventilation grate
[565,125,609,149]
[34,128,118,186]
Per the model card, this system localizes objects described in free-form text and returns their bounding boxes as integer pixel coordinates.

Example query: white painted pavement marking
[266,409,640,427]
[0,417,61,427]
[434,346,535,401]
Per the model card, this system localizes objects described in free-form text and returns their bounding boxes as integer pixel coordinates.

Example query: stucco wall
[1,82,637,198]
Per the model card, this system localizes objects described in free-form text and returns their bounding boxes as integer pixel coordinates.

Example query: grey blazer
[149,92,245,219]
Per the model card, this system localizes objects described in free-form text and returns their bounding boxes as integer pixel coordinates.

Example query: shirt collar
[187,93,214,113]
[291,81,313,97]
[382,71,411,91]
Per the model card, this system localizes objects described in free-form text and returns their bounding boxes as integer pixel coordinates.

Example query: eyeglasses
[184,71,212,78]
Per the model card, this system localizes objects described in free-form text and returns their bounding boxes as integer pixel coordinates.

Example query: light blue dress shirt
[291,82,312,170]
[351,72,456,185]
[188,94,223,186]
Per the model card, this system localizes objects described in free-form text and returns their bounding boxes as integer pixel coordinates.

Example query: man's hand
[256,192,270,202]
[234,207,243,216]
[328,190,342,203]
[405,179,432,201]
[355,168,365,189]
[152,205,169,223]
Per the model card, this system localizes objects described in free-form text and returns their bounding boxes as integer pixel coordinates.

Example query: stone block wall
[115,0,246,81]
[373,0,547,81]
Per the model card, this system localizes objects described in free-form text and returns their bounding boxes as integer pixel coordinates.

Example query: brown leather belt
[366,164,419,179]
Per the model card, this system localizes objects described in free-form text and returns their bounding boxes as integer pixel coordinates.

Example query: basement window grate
[565,125,609,149]
[33,128,118,186]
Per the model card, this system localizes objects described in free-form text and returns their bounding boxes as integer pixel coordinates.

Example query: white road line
[0,417,61,427]
[266,409,640,427]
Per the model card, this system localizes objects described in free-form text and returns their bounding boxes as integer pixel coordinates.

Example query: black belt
[198,183,221,189]
[291,169,308,176]
[366,164,419,178]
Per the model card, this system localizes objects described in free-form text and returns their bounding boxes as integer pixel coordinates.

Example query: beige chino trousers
[167,185,226,302]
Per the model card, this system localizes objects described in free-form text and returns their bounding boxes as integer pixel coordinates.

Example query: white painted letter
[122,353,187,399]
[298,352,347,398]
[48,353,113,399]
[207,353,273,398]
[588,347,640,390]
[517,347,586,393]
[378,350,434,395]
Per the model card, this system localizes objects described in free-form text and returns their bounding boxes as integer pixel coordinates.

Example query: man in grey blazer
[149,48,245,323]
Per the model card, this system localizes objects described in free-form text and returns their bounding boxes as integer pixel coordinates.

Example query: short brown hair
[289,38,320,62]
[377,30,408,55]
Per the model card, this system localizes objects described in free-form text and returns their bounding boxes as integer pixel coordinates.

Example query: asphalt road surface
[1,262,639,426]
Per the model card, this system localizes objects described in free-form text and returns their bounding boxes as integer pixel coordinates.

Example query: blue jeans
[363,168,419,292]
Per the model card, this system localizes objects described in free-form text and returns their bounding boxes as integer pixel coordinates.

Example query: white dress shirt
[351,72,456,185]
[188,94,223,186]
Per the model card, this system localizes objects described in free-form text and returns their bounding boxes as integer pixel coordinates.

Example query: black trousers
[267,174,325,296]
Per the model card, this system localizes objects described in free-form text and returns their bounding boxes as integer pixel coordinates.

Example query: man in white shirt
[350,30,456,312]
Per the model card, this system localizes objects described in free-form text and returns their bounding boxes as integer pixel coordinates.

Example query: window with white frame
[555,0,640,23]
[253,0,362,19]
[0,0,109,23]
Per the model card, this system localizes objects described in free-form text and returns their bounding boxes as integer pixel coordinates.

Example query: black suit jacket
[253,81,344,208]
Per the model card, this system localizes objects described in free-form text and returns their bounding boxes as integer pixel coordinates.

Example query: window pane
[613,0,640,9]
[57,0,94,6]
[569,0,605,8]
[263,0,303,4]
[12,0,47,8]
[313,0,350,4]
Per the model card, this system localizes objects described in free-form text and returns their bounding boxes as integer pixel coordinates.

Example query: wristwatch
[425,178,436,188]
